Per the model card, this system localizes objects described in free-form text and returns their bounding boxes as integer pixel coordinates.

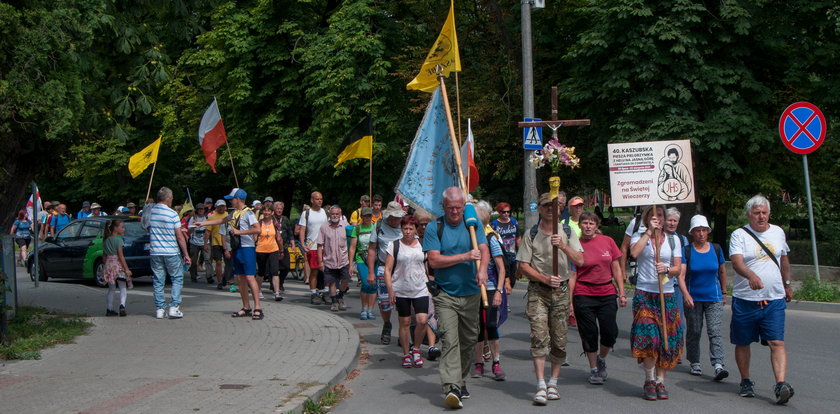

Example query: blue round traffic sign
[778,102,827,155]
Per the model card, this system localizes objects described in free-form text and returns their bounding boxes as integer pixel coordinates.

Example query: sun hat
[90,203,102,210]
[382,201,406,219]
[126,202,136,208]
[689,215,711,233]
[224,188,247,200]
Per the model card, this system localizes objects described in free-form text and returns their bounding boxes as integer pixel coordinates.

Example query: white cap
[215,200,227,207]
[689,215,711,233]
[251,200,261,207]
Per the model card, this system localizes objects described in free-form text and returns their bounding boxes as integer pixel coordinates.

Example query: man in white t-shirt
[299,191,329,303]
[728,194,793,404]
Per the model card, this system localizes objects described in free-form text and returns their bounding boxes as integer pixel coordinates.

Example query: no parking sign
[779,102,826,154]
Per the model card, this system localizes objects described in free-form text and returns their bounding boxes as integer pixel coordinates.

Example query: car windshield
[124,221,147,238]
[56,221,84,240]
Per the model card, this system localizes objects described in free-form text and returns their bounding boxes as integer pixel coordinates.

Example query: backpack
[528,219,571,242]
[487,229,518,289]
[683,242,723,282]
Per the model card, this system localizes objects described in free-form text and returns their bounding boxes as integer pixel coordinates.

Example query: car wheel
[95,260,108,287]
[29,259,49,282]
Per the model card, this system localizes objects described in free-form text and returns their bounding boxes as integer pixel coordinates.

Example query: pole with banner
[32,181,40,288]
[779,101,827,282]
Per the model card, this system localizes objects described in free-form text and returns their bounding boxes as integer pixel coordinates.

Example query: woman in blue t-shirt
[677,215,729,382]
[10,210,33,265]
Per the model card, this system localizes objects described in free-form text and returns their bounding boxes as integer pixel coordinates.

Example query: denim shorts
[375,265,393,312]
[233,247,257,276]
[730,297,786,345]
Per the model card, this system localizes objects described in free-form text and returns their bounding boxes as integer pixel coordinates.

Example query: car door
[45,221,85,276]
[66,220,104,276]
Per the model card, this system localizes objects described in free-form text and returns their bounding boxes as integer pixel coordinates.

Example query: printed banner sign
[607,140,695,207]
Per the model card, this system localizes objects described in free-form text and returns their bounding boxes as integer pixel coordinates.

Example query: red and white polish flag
[26,185,41,221]
[460,119,479,193]
[198,98,228,173]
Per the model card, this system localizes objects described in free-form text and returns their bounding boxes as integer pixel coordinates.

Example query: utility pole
[521,0,538,229]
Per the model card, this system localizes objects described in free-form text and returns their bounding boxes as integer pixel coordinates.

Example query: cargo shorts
[525,281,570,363]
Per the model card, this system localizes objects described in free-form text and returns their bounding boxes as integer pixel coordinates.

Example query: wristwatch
[784,280,791,286]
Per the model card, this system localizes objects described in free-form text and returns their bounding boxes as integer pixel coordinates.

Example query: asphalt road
[330,285,840,414]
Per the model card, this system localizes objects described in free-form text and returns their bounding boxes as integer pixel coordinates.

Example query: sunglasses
[500,211,511,214]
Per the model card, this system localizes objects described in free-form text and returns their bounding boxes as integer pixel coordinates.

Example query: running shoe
[472,362,484,378]
[310,293,320,304]
[774,381,794,405]
[713,365,729,382]
[367,309,376,320]
[589,368,604,385]
[168,306,183,319]
[106,309,118,317]
[155,308,166,319]
[402,354,412,368]
[739,378,755,398]
[330,302,339,312]
[360,309,369,320]
[427,346,441,361]
[338,297,347,311]
[596,355,608,380]
[643,380,657,401]
[119,305,126,317]
[656,382,668,400]
[444,385,463,409]
[381,323,391,345]
[460,385,470,399]
[491,361,506,381]
[690,363,702,376]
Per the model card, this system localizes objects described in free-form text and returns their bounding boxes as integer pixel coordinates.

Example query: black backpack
[487,229,518,289]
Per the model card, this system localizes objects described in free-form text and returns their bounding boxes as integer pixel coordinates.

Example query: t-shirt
[576,234,621,296]
[256,220,279,253]
[685,244,725,302]
[232,208,259,248]
[422,218,489,297]
[491,218,518,253]
[630,231,682,294]
[370,221,402,265]
[351,223,374,263]
[317,222,349,269]
[624,217,647,238]
[486,232,504,291]
[566,217,582,239]
[298,208,328,249]
[516,225,583,281]
[187,215,207,246]
[77,210,91,219]
[13,220,32,238]
[149,204,181,256]
[388,240,429,298]
[729,225,788,301]
[52,214,72,234]
[206,211,228,246]
[103,235,125,256]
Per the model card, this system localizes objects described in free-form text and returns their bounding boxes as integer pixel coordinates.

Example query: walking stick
[653,216,669,351]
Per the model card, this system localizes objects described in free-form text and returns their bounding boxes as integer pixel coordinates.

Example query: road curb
[283,310,361,414]
[786,299,840,314]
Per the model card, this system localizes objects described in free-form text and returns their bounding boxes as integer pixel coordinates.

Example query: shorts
[375,265,394,312]
[233,247,257,276]
[256,251,279,277]
[730,297,786,346]
[324,265,350,286]
[357,261,377,294]
[306,249,319,268]
[211,245,225,261]
[15,237,31,248]
[395,296,430,317]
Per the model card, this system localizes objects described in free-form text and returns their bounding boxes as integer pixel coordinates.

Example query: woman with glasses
[491,202,519,254]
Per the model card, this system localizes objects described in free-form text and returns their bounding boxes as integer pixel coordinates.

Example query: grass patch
[793,277,840,303]
[0,306,92,360]
[301,385,349,414]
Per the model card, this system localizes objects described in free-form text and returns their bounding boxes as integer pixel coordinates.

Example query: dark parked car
[27,216,152,286]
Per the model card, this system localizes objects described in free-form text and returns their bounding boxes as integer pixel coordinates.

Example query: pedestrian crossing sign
[523,118,543,150]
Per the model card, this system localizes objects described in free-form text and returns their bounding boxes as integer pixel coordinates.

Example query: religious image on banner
[607,139,695,207]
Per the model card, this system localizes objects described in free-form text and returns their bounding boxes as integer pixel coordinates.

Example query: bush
[793,277,840,303]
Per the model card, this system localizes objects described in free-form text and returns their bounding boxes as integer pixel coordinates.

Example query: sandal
[533,387,547,406]
[546,385,560,400]
[232,308,252,318]
[252,309,264,320]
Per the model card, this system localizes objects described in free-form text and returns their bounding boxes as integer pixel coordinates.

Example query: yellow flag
[179,199,194,218]
[406,0,461,92]
[128,136,162,178]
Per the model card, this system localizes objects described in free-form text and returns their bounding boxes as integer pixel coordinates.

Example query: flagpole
[438,70,488,308]
[145,159,158,203]
[369,137,373,201]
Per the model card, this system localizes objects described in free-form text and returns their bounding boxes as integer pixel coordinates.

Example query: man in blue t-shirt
[50,204,72,237]
[423,187,489,409]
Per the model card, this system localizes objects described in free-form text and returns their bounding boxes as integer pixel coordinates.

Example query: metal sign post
[32,181,40,288]
[779,102,826,282]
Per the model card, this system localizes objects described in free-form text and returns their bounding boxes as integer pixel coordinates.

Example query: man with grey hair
[318,205,351,311]
[729,194,794,404]
[148,186,192,319]
[423,187,489,409]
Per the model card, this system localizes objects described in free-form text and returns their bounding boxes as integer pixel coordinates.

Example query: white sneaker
[155,308,166,319]
[168,306,183,319]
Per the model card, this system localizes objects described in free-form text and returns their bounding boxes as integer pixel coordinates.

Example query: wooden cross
[518,86,590,279]
[518,86,590,141]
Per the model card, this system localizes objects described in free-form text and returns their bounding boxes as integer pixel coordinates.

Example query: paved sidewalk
[1,267,359,414]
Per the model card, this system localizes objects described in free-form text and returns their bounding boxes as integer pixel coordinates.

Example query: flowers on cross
[529,138,580,173]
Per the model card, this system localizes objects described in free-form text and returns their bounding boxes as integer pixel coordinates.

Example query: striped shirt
[149,203,181,256]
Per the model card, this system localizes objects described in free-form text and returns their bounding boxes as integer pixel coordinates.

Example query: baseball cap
[360,195,371,202]
[214,199,227,207]
[538,193,554,205]
[119,206,130,213]
[82,201,91,208]
[126,202,136,208]
[251,200,261,207]
[194,203,206,210]
[569,196,584,206]
[224,188,247,200]
[263,196,274,203]
[361,207,373,216]
[204,197,213,204]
